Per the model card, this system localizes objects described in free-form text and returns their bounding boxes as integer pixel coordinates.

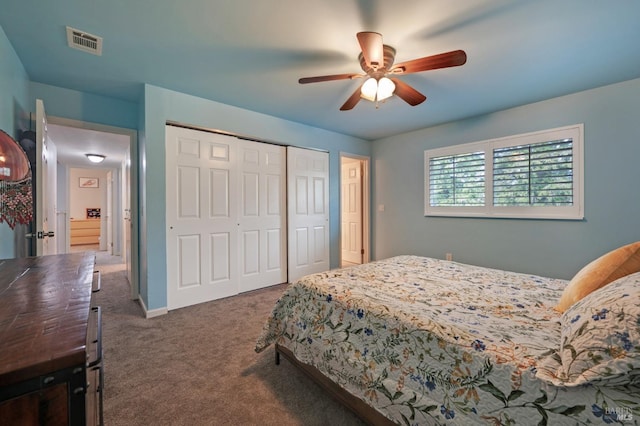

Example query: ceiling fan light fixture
[86,153,106,163]
[361,77,377,101]
[377,77,395,101]
[361,77,396,103]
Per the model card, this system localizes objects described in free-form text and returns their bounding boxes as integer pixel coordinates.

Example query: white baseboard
[138,297,168,318]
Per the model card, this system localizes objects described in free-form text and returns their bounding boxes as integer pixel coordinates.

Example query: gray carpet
[92,251,365,425]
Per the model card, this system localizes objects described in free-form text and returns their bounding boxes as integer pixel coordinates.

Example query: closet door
[166,126,238,310]
[287,147,330,282]
[237,140,287,292]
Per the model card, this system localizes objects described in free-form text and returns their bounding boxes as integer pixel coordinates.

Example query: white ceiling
[47,124,129,169]
[2,0,640,140]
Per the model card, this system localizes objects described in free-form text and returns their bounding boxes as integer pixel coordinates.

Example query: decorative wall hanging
[0,129,33,229]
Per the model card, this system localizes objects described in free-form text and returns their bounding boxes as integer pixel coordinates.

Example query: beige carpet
[92,251,365,426]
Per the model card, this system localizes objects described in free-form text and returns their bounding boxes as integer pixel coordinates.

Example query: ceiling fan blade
[299,73,362,84]
[340,84,364,111]
[392,50,467,74]
[357,32,384,70]
[390,78,427,106]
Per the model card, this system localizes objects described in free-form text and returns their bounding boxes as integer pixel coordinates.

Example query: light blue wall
[372,78,640,279]
[29,82,138,130]
[0,25,30,259]
[140,84,371,310]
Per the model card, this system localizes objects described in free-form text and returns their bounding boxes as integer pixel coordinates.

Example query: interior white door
[287,147,330,282]
[237,139,287,292]
[56,211,67,254]
[123,148,132,287]
[341,159,362,265]
[106,170,113,254]
[35,99,56,255]
[166,126,239,310]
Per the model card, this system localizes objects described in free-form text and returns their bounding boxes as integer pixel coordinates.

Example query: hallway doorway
[340,153,370,268]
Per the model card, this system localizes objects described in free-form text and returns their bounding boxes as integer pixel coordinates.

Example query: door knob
[24,231,55,239]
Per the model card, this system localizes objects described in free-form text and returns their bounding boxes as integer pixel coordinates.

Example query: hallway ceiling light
[86,153,106,163]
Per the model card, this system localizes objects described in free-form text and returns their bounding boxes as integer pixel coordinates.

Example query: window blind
[493,139,573,206]
[429,151,485,206]
[424,123,582,219]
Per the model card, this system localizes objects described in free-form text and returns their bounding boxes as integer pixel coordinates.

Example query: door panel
[123,146,132,288]
[287,147,330,282]
[178,234,200,288]
[35,99,57,255]
[313,177,326,214]
[296,177,307,214]
[178,166,200,218]
[166,127,287,309]
[106,171,113,254]
[210,169,230,217]
[237,139,287,292]
[313,226,327,263]
[210,232,230,282]
[266,229,281,270]
[341,159,363,264]
[166,126,238,310]
[242,230,259,274]
[295,228,308,266]
[242,173,259,216]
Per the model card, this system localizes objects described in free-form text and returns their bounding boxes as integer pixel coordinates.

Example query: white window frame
[424,124,584,220]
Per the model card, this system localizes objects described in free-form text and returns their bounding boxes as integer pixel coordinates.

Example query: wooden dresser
[0,252,103,425]
[70,220,101,246]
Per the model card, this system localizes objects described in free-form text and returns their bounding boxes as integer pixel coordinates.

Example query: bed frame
[275,343,396,426]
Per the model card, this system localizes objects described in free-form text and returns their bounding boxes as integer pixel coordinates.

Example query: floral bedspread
[255,256,639,425]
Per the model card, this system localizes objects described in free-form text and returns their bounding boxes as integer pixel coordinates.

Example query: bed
[255,254,640,425]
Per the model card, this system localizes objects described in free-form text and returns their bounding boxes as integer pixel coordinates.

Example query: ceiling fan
[299,32,467,111]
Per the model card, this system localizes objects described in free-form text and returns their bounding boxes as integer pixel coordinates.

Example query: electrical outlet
[446,253,453,261]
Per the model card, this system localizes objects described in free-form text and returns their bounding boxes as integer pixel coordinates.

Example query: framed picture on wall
[79,177,99,188]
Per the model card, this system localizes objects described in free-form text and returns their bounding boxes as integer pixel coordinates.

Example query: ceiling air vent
[66,26,103,56]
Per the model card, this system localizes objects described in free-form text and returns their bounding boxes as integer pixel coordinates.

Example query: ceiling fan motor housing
[359,45,396,77]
